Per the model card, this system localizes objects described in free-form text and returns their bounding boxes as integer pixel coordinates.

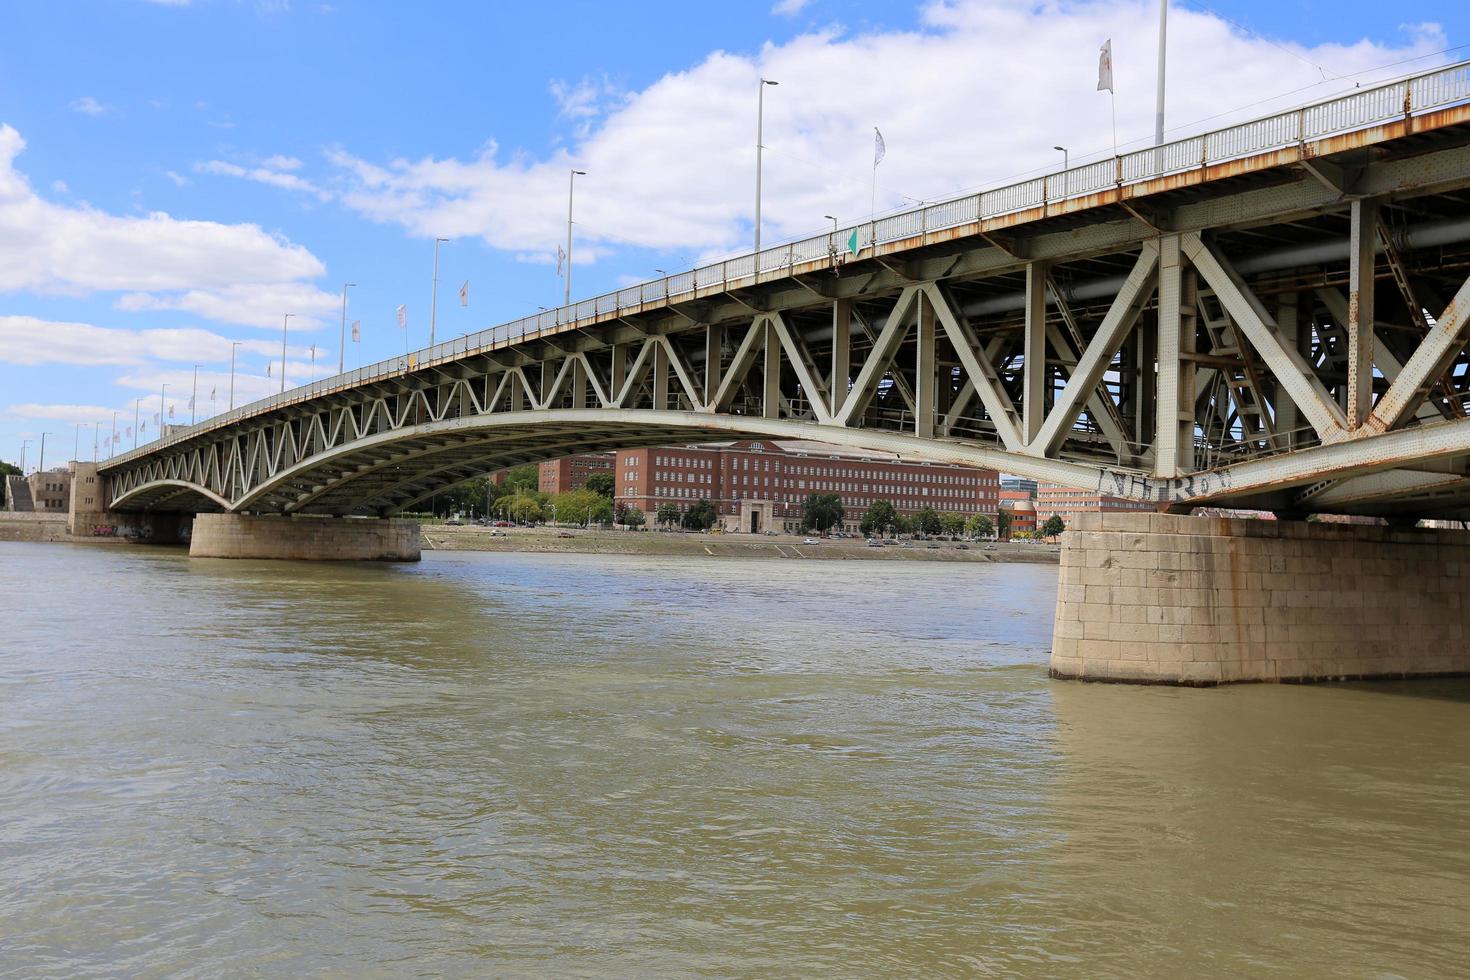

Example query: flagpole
[229,342,239,411]
[93,422,99,462]
[1155,0,1168,146]
[133,398,141,449]
[191,364,199,424]
[159,384,167,442]
[430,240,446,347]
[566,171,585,306]
[280,313,294,393]
[1110,92,1118,158]
[338,282,355,374]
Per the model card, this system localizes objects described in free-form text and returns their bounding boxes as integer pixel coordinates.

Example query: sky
[1,0,1466,471]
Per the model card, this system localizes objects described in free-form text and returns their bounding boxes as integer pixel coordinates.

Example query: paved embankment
[420,525,1060,563]
[0,512,69,543]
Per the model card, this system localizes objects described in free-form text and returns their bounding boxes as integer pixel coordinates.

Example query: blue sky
[2,0,1465,469]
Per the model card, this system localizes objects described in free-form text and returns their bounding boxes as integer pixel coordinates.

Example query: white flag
[351,320,361,342]
[396,304,407,328]
[126,426,132,438]
[188,396,195,409]
[1097,39,1114,93]
[210,387,216,401]
[459,280,469,307]
[267,361,272,378]
[168,405,175,419]
[556,246,566,277]
[873,127,886,167]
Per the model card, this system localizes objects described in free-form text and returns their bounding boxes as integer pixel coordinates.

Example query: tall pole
[38,432,47,472]
[73,423,80,464]
[19,439,28,473]
[159,384,168,440]
[229,342,240,411]
[190,364,199,424]
[338,282,355,373]
[93,423,99,462]
[1155,0,1168,146]
[755,78,778,270]
[280,313,294,393]
[133,398,142,449]
[565,171,585,307]
[430,240,446,347]
[109,412,117,458]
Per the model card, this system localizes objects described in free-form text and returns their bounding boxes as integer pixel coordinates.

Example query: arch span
[110,479,232,513]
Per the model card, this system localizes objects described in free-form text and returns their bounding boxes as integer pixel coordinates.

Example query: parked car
[802,537,820,545]
[445,516,463,526]
[556,530,575,539]
[866,538,883,547]
[493,520,512,527]
[955,543,970,550]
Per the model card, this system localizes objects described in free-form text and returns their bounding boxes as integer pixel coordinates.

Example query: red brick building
[609,440,998,534]
[538,453,614,494]
[1036,483,1154,529]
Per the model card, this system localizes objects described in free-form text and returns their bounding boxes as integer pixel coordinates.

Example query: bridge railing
[104,59,1470,469]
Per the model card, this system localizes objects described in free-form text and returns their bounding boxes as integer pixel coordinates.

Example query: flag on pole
[847,228,859,256]
[267,361,272,378]
[141,421,146,434]
[188,396,195,409]
[351,320,361,342]
[396,304,407,328]
[309,344,316,360]
[210,387,217,402]
[168,405,175,419]
[1097,39,1114,93]
[459,280,469,307]
[556,246,566,277]
[873,127,886,167]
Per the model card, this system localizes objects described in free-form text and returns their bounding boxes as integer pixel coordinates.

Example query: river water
[2,541,1468,977]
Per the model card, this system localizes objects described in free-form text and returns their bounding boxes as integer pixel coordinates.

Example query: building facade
[1036,483,1154,529]
[27,468,72,512]
[610,440,999,534]
[538,452,613,494]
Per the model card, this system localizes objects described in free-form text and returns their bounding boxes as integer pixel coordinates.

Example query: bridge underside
[99,106,1470,524]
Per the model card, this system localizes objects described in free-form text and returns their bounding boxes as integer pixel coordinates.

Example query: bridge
[78,60,1470,684]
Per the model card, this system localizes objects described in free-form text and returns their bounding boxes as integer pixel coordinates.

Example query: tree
[894,514,915,535]
[0,460,17,508]
[939,512,967,537]
[504,463,539,492]
[585,472,615,498]
[996,509,1013,540]
[1042,515,1066,541]
[553,488,613,526]
[966,513,995,539]
[859,500,896,536]
[682,498,718,531]
[621,506,646,529]
[800,492,844,533]
[913,505,941,537]
[656,502,681,528]
[506,491,547,524]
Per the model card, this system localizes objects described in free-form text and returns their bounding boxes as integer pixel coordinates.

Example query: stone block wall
[190,513,421,561]
[1051,512,1470,685]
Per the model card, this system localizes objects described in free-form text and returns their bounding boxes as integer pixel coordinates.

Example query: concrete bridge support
[67,462,189,543]
[1050,513,1470,685]
[189,513,421,562]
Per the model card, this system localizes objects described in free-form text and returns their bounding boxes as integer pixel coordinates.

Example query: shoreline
[420,524,1061,563]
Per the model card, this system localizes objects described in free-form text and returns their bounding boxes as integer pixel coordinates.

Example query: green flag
[847,228,859,255]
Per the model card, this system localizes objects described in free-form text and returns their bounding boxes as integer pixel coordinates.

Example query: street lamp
[37,432,49,472]
[754,78,779,266]
[229,342,241,411]
[338,282,356,373]
[565,170,586,306]
[1053,145,1068,170]
[280,313,295,393]
[158,384,168,440]
[19,438,30,473]
[430,240,448,347]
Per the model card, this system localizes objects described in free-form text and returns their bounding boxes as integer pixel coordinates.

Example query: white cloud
[261,154,303,171]
[6,402,126,425]
[194,158,328,200]
[50,179,68,194]
[0,315,316,367]
[0,125,325,323]
[322,1,1446,268]
[771,0,812,16]
[116,281,339,330]
[69,96,110,117]
[164,170,189,186]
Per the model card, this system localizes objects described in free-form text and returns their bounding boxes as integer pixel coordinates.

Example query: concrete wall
[0,511,68,542]
[1051,512,1470,685]
[190,513,421,561]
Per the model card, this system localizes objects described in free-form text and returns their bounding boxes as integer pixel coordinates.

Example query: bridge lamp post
[158,384,168,442]
[1054,145,1069,197]
[37,432,48,472]
[92,423,99,463]
[823,213,837,252]
[19,438,29,474]
[430,240,448,347]
[73,422,81,464]
[565,170,586,307]
[133,397,143,449]
[229,342,241,412]
[280,313,295,394]
[338,283,356,374]
[754,78,778,270]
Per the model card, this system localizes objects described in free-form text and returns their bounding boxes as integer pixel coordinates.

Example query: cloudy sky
[1,0,1463,468]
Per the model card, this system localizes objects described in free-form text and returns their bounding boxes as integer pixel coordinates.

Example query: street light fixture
[280,313,295,393]
[754,78,779,267]
[1053,145,1069,170]
[565,170,586,307]
[338,282,356,373]
[430,240,448,346]
[229,342,241,412]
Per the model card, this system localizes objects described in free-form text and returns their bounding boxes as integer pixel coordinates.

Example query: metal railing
[105,58,1470,469]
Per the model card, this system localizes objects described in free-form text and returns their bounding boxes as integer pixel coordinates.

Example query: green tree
[1041,515,1066,541]
[996,509,1013,540]
[585,471,615,498]
[859,499,897,536]
[0,460,18,508]
[800,492,844,533]
[913,505,942,537]
[656,502,681,528]
[506,491,547,524]
[553,488,613,526]
[621,506,646,529]
[894,514,915,536]
[504,463,539,492]
[966,512,995,539]
[939,512,967,537]
[682,498,718,530]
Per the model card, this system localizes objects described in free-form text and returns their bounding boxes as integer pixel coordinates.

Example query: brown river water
[2,541,1468,977]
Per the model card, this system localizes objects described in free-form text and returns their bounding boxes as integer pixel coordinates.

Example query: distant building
[1000,476,1038,498]
[612,440,999,534]
[538,453,613,494]
[1000,497,1037,537]
[1036,483,1154,528]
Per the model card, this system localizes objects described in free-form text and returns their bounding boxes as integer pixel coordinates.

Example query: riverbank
[420,523,1061,562]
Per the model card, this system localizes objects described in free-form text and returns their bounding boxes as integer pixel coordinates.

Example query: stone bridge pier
[1051,513,1470,685]
[188,514,421,562]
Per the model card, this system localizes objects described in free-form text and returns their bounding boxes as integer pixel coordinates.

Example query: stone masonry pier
[1051,512,1470,685]
[190,513,421,561]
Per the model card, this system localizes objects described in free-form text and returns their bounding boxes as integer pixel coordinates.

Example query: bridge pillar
[66,462,189,543]
[1050,512,1470,685]
[189,513,421,562]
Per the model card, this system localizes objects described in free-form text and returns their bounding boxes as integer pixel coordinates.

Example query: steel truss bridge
[101,61,1470,521]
